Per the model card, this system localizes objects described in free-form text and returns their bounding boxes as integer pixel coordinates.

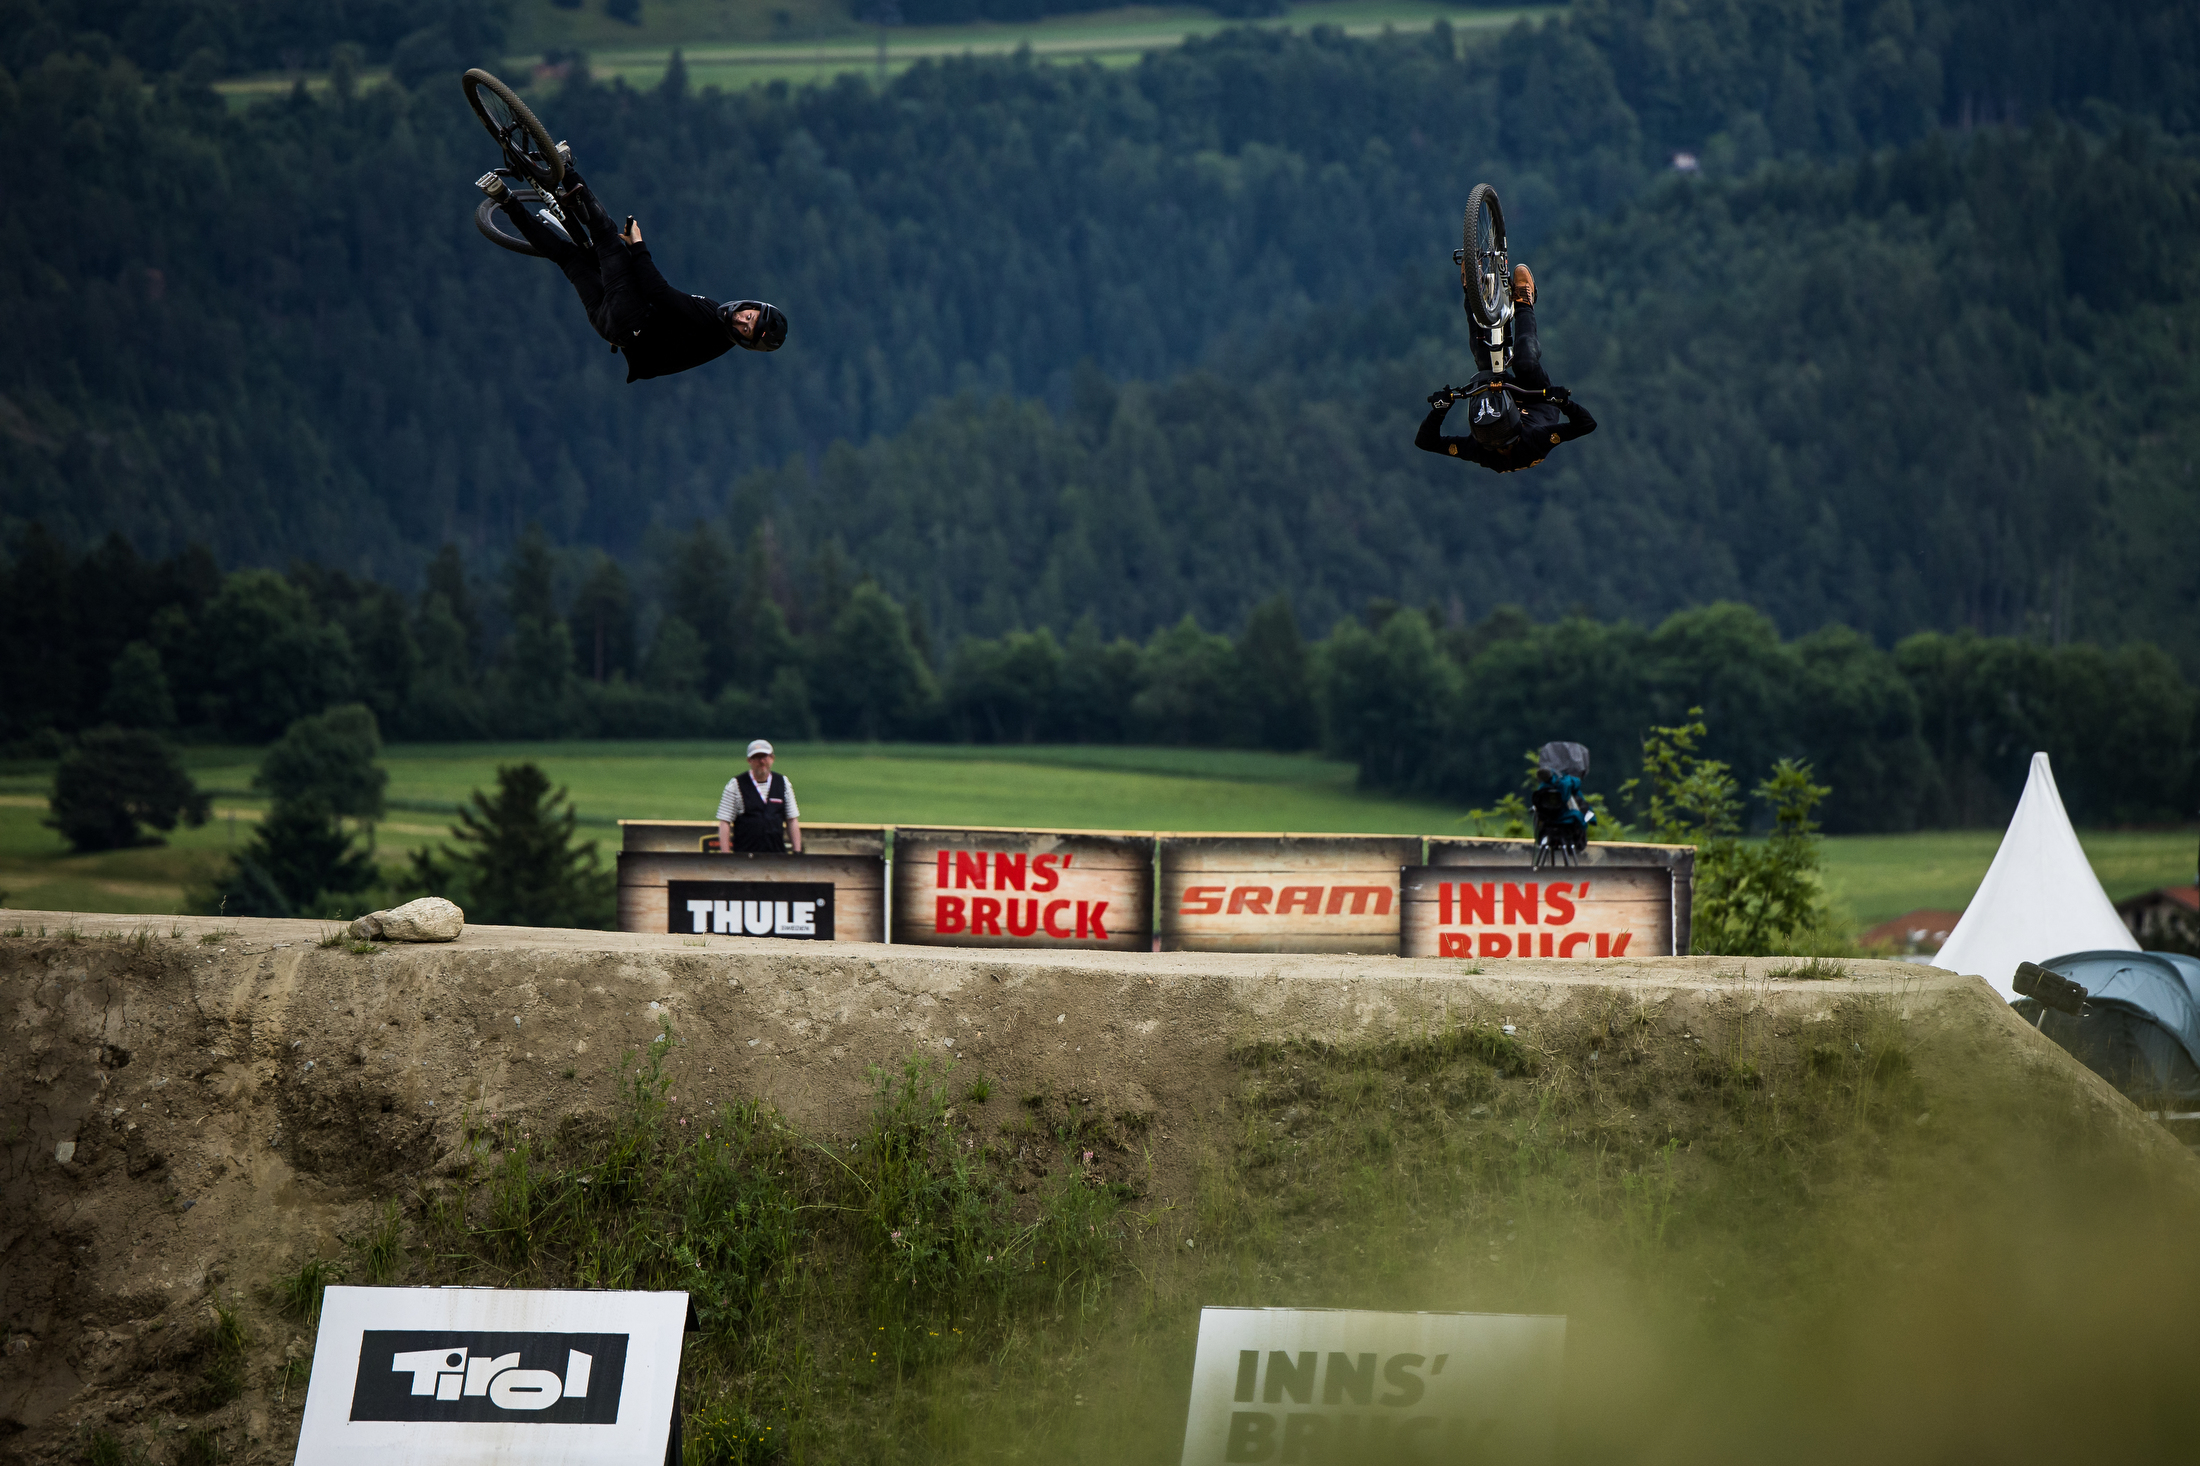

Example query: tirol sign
[296,1287,688,1466]
[1178,1307,1565,1466]
[1401,859,1682,960]
[891,827,1154,950]
[352,1331,626,1421]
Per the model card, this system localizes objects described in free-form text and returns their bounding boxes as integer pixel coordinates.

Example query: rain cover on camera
[1537,742,1590,777]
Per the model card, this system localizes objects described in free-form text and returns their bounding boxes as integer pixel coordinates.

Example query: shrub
[46,727,209,852]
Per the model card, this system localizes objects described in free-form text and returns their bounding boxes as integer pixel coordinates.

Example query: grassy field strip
[213,1,1559,100]
[5,740,2192,923]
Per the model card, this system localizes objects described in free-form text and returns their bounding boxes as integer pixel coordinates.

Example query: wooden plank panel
[615,852,884,942]
[892,828,1153,950]
[617,820,886,857]
[1423,838,1693,955]
[1158,836,1420,954]
[1401,867,1673,959]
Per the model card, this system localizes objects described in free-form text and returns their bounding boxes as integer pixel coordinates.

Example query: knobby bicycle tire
[462,68,564,187]
[1463,183,1509,327]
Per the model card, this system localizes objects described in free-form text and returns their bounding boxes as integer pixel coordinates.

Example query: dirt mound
[3,910,2191,1466]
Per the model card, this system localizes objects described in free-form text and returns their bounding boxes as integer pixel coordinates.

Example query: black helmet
[721,300,787,352]
[1466,383,1523,449]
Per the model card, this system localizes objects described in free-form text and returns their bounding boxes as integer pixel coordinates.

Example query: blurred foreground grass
[236,989,2200,1466]
[2,741,2192,926]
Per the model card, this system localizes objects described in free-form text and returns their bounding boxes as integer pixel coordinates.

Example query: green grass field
[213,1,1561,101]
[3,740,2193,927]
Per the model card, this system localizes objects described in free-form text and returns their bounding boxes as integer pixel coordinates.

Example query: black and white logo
[349,1331,629,1424]
[1474,396,1500,422]
[668,880,834,940]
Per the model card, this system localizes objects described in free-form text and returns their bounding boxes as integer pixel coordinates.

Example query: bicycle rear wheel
[1463,183,1509,327]
[463,69,564,187]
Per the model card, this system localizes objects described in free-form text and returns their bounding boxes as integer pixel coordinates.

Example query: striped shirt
[717,773,798,823]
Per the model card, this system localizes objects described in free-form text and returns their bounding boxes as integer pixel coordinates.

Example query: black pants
[1470,300,1551,390]
[501,192,650,346]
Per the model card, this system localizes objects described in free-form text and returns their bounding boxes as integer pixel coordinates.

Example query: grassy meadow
[212,1,1563,100]
[1,740,2193,928]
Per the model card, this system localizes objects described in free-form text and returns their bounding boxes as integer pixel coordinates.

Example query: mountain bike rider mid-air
[1416,259,1597,473]
[478,151,787,382]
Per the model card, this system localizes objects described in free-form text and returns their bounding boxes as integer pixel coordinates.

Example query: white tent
[1933,752,2138,1000]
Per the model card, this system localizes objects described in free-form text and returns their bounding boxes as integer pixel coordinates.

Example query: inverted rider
[1416,263,1596,472]
[479,153,786,382]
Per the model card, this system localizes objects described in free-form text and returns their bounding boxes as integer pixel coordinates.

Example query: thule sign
[297,1289,688,1466]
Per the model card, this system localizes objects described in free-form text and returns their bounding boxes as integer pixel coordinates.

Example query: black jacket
[615,243,736,383]
[1416,392,1597,473]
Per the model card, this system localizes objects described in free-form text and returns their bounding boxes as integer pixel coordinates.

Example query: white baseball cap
[746,739,774,758]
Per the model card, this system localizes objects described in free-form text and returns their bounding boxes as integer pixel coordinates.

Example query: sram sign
[296,1288,687,1466]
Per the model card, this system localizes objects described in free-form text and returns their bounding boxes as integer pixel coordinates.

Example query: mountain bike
[1453,183,1512,373]
[462,68,583,257]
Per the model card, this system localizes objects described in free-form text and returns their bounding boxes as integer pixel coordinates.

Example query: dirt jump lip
[7,907,2195,1464]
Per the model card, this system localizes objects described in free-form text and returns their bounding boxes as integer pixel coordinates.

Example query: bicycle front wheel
[463,69,564,187]
[1463,183,1509,327]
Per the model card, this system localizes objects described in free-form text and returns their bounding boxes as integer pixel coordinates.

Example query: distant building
[2117,885,2200,957]
[1860,908,1963,955]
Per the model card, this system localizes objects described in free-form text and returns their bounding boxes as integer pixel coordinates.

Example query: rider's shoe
[475,172,511,203]
[1512,263,1535,306]
[556,140,575,172]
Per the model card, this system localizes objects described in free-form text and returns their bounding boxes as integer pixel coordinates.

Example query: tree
[253,705,388,821]
[203,795,379,918]
[190,570,357,740]
[413,764,615,928]
[811,583,937,740]
[1236,595,1316,751]
[46,727,209,852]
[1621,710,1835,955]
[569,555,637,683]
[101,641,176,730]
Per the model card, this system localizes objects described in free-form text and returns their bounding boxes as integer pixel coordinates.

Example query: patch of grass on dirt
[183,1304,250,1412]
[334,1025,1134,1463]
[1767,957,1849,979]
[269,1257,344,1326]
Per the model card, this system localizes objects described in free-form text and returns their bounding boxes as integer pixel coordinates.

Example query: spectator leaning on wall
[717,739,802,854]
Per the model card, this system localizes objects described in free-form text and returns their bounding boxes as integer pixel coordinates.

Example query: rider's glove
[1550,385,1571,401]
[1427,387,1455,408]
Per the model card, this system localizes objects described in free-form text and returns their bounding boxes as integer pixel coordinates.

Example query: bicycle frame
[1453,243,1515,375]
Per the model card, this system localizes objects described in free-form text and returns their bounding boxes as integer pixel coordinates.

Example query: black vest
[730,772,789,853]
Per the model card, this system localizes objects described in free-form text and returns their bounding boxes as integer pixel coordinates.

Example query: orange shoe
[1512,263,1535,305]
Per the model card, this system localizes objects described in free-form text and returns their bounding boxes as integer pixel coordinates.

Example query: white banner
[1179,1307,1565,1465]
[295,1288,688,1466]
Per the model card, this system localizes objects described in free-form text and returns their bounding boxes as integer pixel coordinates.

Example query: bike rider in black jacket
[1416,264,1596,473]
[480,157,787,382]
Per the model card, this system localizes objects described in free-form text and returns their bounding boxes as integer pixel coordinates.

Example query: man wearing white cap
[716,739,802,854]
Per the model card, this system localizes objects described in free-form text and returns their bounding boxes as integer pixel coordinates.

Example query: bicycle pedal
[555,140,574,166]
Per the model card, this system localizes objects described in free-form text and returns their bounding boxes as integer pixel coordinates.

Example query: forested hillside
[5,530,2192,828]
[765,123,2200,656]
[5,4,2193,568]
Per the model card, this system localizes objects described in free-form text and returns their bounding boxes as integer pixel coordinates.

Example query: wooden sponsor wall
[615,851,886,942]
[1403,838,1695,960]
[617,820,887,858]
[890,827,1154,951]
[1157,835,1422,954]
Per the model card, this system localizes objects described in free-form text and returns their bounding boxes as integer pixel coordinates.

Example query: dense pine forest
[3,0,2198,819]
